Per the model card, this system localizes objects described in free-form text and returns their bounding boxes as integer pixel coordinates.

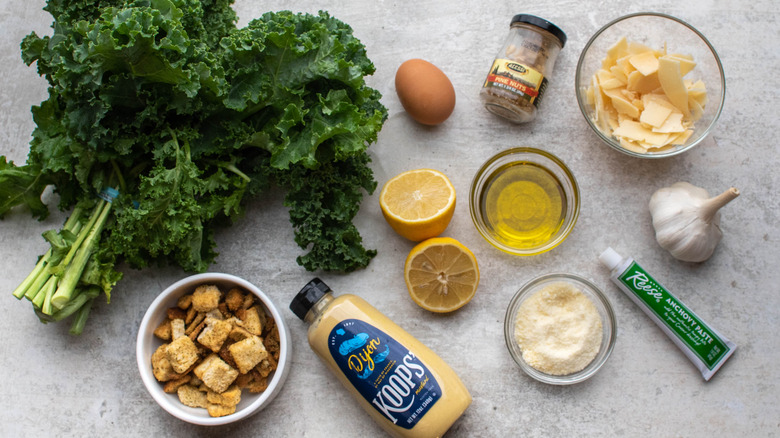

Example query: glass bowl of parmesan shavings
[504,273,617,385]
[575,12,725,158]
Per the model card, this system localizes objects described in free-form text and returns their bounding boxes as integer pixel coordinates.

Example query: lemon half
[404,237,479,313]
[379,168,456,242]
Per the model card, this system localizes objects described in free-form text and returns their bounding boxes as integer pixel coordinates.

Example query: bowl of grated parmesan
[504,273,617,385]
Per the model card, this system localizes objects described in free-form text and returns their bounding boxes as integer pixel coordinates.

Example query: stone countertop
[1,1,778,437]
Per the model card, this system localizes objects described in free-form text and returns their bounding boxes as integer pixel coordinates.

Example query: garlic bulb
[649,182,740,262]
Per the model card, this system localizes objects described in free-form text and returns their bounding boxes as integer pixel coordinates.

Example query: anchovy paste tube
[599,248,736,381]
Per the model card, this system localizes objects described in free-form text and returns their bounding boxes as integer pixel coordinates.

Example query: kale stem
[13,252,49,299]
[51,200,112,310]
[48,287,94,321]
[31,276,55,309]
[57,201,104,271]
[13,207,84,299]
[218,161,251,182]
[40,276,59,314]
[28,282,46,307]
[25,267,52,301]
[110,159,126,193]
[68,297,95,335]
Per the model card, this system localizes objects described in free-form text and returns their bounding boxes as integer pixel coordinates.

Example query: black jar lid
[510,14,567,48]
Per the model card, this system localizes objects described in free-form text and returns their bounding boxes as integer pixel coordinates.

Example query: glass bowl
[575,12,725,158]
[504,273,617,385]
[469,147,580,256]
[136,273,291,425]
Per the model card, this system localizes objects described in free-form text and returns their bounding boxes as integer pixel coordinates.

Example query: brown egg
[395,59,456,125]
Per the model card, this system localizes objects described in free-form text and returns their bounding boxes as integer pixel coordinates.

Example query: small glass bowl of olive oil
[469,147,580,255]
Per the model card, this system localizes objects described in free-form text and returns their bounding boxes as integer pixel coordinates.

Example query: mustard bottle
[289,278,472,438]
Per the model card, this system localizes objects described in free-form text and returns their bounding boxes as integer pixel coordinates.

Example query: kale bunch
[1,0,387,333]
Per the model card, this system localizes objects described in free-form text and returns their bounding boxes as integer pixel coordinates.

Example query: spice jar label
[483,59,548,108]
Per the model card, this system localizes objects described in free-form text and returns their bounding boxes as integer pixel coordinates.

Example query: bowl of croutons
[136,273,291,425]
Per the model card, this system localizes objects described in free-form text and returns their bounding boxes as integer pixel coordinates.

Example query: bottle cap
[510,14,567,47]
[290,278,331,320]
[599,247,623,271]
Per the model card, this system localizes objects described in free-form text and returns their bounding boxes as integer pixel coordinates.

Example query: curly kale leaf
[12,3,387,278]
[106,130,250,272]
[213,11,388,271]
[0,157,51,220]
[276,151,378,272]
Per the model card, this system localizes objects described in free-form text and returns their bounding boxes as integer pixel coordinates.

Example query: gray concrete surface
[1,0,778,437]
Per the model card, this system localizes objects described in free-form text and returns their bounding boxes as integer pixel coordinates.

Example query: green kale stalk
[1,0,387,334]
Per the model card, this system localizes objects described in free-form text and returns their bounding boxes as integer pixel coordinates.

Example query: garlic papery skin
[649,182,740,262]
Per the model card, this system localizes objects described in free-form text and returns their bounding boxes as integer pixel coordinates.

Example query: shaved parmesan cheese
[610,65,628,83]
[640,100,673,128]
[613,120,670,145]
[627,70,662,94]
[597,69,624,89]
[604,88,640,118]
[670,129,694,145]
[652,112,686,133]
[629,51,660,76]
[667,54,697,76]
[658,56,690,116]
[585,37,708,154]
[620,137,646,153]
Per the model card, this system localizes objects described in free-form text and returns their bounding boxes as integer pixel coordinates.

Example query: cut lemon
[404,237,479,313]
[379,169,456,241]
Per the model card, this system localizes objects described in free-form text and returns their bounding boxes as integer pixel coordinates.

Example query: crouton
[163,374,192,394]
[177,384,208,408]
[166,336,201,374]
[152,344,179,382]
[206,308,224,321]
[247,374,269,393]
[153,318,172,341]
[192,284,221,312]
[241,294,254,309]
[234,371,254,389]
[218,342,238,369]
[228,324,253,342]
[166,307,187,321]
[218,302,229,318]
[237,306,263,336]
[207,385,241,407]
[177,293,192,310]
[194,354,239,394]
[170,318,186,340]
[229,335,268,374]
[256,355,277,378]
[197,317,233,352]
[256,307,268,331]
[225,288,245,312]
[206,402,236,417]
[264,325,281,361]
[185,313,207,336]
[185,306,197,325]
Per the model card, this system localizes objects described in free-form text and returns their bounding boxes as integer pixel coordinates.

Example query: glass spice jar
[480,14,567,123]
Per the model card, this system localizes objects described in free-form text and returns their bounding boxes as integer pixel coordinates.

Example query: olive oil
[479,161,565,249]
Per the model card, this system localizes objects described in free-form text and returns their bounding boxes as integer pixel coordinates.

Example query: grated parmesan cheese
[514,282,603,375]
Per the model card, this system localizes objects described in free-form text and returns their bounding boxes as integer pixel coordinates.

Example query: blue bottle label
[328,319,441,429]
